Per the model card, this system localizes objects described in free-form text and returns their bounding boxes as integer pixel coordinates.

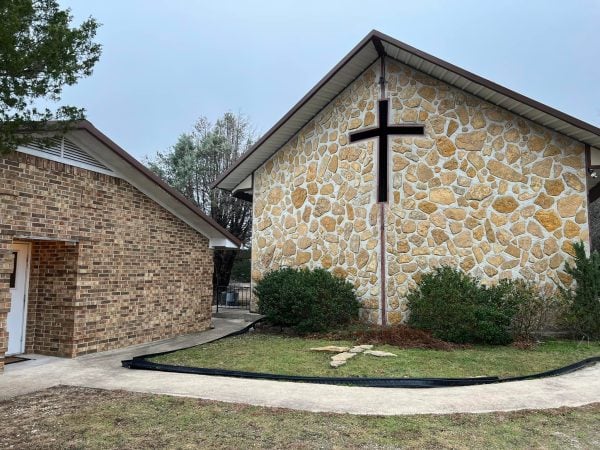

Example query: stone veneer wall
[252,68,382,321]
[0,153,214,369]
[251,59,589,324]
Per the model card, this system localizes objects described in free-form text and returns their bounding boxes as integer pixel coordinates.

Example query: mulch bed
[254,321,465,350]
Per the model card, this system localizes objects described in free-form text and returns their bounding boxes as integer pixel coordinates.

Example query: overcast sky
[58,1,600,161]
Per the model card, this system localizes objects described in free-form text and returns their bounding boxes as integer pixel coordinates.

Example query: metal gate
[213,283,251,311]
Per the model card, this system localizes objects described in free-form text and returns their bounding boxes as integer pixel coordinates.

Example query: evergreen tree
[560,242,600,339]
[0,0,101,152]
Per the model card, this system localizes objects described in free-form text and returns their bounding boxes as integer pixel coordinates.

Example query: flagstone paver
[309,346,350,353]
[311,344,394,367]
[364,350,398,357]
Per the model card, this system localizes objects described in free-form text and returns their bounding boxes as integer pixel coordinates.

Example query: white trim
[209,238,239,249]
[7,242,31,356]
[232,175,253,195]
[14,235,78,243]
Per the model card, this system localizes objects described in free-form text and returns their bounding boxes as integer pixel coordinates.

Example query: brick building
[213,30,600,325]
[0,121,239,371]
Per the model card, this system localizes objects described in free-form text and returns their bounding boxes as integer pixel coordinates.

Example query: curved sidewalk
[1,318,599,415]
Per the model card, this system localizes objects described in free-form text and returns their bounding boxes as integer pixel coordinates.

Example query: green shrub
[406,267,536,345]
[503,279,556,340]
[560,242,600,339]
[255,267,360,333]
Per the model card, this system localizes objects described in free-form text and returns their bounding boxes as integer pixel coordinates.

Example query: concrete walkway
[1,318,599,416]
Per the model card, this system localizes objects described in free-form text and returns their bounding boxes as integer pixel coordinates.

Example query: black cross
[349,99,424,203]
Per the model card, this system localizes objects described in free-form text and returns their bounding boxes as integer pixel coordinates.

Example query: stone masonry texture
[0,153,213,371]
[251,60,590,324]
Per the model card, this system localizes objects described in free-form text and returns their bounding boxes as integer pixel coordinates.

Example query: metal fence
[213,283,252,311]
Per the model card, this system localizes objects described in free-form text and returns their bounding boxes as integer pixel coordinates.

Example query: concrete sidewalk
[1,318,599,415]
[0,317,248,399]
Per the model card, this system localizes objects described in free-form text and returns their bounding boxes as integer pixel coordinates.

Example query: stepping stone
[349,344,374,353]
[364,350,397,357]
[310,346,350,353]
[331,352,356,362]
[330,360,346,368]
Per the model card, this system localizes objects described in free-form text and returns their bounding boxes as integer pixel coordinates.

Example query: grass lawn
[150,334,600,378]
[0,386,598,449]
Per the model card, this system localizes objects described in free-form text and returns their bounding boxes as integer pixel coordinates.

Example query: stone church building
[214,30,600,325]
[0,121,239,371]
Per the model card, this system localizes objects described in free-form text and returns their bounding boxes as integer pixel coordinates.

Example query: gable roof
[213,29,600,192]
[55,121,241,248]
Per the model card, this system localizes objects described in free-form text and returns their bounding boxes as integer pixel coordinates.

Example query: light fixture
[589,168,598,179]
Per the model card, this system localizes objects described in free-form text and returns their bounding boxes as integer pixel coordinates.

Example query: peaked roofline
[373,30,600,136]
[211,31,377,190]
[74,120,242,247]
[213,29,600,192]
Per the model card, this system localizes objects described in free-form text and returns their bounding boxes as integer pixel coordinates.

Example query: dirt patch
[255,321,464,350]
[512,340,539,350]
[349,325,467,350]
[315,324,466,350]
[0,386,119,449]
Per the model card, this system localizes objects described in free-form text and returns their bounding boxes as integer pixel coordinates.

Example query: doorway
[7,243,31,355]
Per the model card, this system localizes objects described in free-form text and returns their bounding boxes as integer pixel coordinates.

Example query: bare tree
[147,112,253,289]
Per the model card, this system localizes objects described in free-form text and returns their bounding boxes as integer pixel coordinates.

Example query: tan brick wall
[26,241,78,356]
[251,59,590,324]
[0,152,213,366]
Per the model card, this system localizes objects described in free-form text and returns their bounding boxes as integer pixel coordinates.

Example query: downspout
[584,144,597,254]
[378,49,387,326]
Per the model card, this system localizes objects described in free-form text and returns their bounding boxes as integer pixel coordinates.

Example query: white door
[7,243,30,355]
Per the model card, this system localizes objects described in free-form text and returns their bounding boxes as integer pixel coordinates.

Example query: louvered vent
[25,137,63,157]
[19,137,114,174]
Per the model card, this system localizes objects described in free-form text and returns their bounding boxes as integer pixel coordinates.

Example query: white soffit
[215,31,600,192]
[233,175,252,194]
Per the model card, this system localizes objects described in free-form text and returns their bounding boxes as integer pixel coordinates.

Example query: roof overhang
[66,121,241,249]
[213,30,600,192]
[231,174,253,202]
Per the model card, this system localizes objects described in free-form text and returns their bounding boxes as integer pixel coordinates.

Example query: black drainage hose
[122,321,600,389]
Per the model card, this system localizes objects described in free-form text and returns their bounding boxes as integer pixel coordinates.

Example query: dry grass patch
[0,386,598,449]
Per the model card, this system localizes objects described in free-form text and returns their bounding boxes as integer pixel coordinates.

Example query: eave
[213,30,600,193]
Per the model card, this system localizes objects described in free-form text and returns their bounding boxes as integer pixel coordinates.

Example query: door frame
[7,242,31,356]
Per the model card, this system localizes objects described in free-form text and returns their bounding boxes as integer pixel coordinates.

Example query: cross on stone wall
[349,99,424,203]
[349,97,424,326]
